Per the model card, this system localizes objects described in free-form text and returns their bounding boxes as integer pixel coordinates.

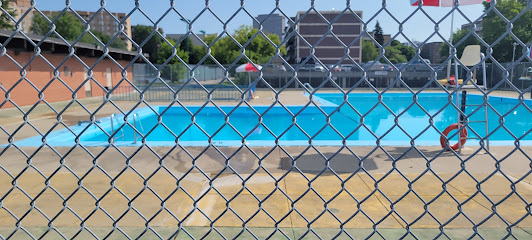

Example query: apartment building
[293,11,363,64]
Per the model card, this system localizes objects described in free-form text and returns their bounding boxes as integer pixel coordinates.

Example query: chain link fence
[1,0,532,239]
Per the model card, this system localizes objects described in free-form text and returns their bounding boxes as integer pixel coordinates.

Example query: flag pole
[448,7,462,153]
[446,10,454,81]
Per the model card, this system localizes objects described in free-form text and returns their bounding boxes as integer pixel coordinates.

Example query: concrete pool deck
[0,89,531,238]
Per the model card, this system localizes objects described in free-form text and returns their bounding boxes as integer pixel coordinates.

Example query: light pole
[199,30,206,41]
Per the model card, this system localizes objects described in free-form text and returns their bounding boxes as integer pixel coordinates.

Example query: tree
[31,13,127,50]
[132,25,164,62]
[362,40,378,62]
[156,38,188,64]
[178,37,193,59]
[203,25,286,65]
[31,12,83,40]
[392,40,415,61]
[156,38,189,83]
[0,0,16,30]
[385,45,407,64]
[189,45,206,64]
[373,21,384,46]
[439,28,480,62]
[177,36,206,64]
[92,31,128,50]
[363,39,414,64]
[482,0,532,62]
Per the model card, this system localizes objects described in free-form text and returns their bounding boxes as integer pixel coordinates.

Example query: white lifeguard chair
[441,45,490,153]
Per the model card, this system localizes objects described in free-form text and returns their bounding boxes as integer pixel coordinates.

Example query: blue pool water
[13,93,532,146]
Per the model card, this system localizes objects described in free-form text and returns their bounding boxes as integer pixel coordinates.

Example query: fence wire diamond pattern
[0,0,532,239]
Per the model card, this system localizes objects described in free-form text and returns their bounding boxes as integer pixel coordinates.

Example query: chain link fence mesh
[0,0,532,239]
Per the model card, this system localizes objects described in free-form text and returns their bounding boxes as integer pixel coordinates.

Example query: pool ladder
[110,114,125,142]
[303,82,314,92]
[460,91,489,151]
[110,113,145,144]
[132,113,145,144]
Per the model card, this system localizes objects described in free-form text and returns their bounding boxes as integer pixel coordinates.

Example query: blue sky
[34,0,486,43]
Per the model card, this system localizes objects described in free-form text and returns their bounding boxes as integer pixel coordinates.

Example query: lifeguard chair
[439,45,490,153]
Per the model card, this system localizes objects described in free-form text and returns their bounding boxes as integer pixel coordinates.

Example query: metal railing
[132,112,144,144]
[109,84,253,101]
[109,113,124,142]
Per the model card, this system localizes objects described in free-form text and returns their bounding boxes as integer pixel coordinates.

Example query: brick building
[294,11,363,64]
[421,42,443,64]
[0,29,138,108]
[8,0,132,50]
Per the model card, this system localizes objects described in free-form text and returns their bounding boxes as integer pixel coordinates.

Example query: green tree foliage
[156,38,188,64]
[362,40,378,62]
[373,21,384,46]
[145,36,189,83]
[439,28,480,62]
[132,26,192,82]
[132,25,165,62]
[189,45,206,64]
[203,25,286,65]
[363,39,415,64]
[157,39,189,82]
[482,0,532,62]
[0,0,16,30]
[92,31,127,50]
[441,0,532,63]
[391,40,415,61]
[439,29,481,63]
[385,45,407,64]
[31,13,127,50]
[177,36,206,64]
[32,12,83,40]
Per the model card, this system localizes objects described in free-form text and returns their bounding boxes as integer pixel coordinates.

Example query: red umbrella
[235,63,262,73]
[235,63,262,91]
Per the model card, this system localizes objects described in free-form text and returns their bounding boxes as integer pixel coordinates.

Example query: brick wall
[0,50,132,108]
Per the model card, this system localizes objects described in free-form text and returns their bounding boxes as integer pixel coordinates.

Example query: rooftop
[0,29,140,61]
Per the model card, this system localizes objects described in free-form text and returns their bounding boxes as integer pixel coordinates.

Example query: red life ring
[440,123,468,151]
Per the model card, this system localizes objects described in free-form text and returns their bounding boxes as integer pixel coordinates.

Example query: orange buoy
[440,123,468,151]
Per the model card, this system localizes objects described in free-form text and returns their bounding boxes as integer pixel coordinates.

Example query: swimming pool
[13,93,532,146]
